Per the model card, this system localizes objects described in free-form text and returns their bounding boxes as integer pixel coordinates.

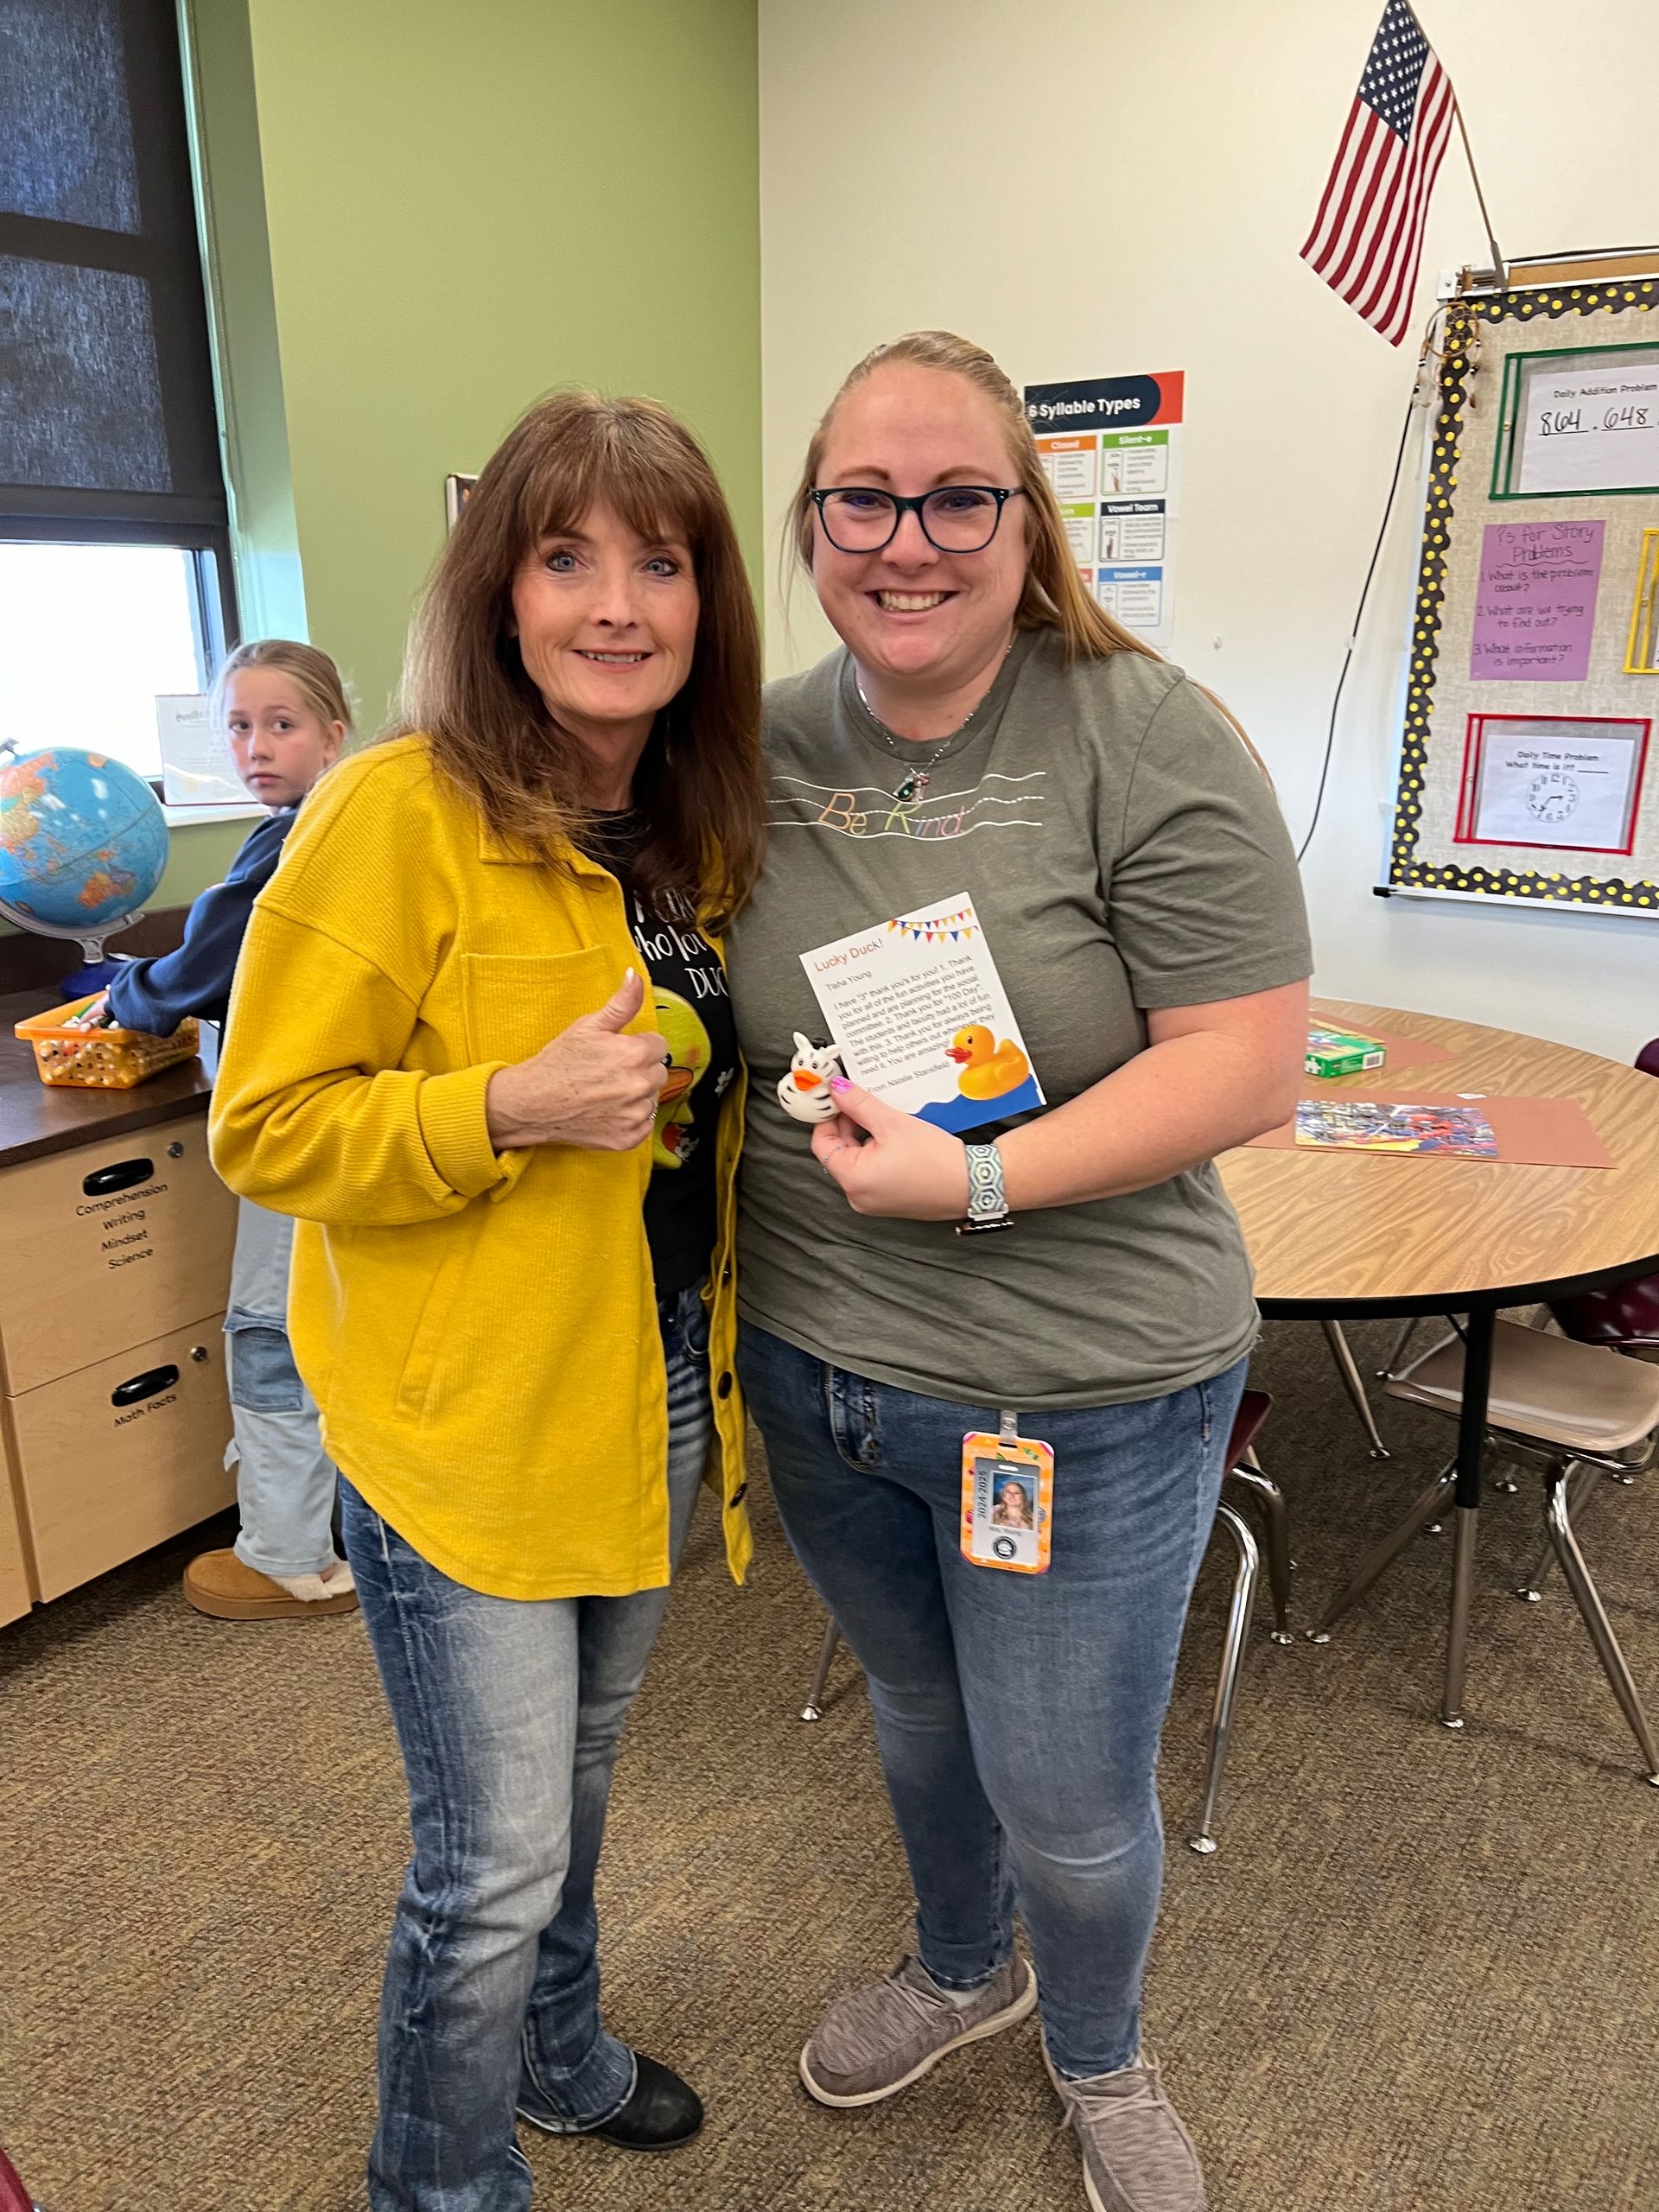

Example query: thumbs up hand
[811,1077,973,1221]
[485,969,670,1152]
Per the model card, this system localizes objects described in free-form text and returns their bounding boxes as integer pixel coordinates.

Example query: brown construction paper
[1247,1090,1616,1169]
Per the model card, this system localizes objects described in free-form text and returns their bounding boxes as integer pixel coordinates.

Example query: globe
[0,747,169,947]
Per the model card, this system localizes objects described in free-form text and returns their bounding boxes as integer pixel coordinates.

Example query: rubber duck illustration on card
[777,1032,844,1123]
[944,1025,1030,1102]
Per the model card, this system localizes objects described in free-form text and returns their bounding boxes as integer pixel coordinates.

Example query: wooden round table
[1218,998,1659,1728]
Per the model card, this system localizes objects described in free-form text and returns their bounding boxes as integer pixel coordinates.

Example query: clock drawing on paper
[1527,770,1580,824]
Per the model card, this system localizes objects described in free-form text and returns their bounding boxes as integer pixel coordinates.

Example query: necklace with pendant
[855,645,1011,802]
[856,702,955,801]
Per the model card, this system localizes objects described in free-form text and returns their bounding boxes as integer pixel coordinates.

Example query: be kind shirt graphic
[767,769,1046,842]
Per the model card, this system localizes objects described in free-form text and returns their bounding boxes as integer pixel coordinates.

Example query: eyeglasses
[810,485,1024,555]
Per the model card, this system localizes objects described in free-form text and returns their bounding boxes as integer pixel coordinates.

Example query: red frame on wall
[1452,710,1651,855]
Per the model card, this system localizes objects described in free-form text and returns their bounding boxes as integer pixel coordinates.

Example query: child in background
[105,640,352,1620]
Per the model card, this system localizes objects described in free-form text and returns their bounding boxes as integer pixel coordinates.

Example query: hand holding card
[812,1077,974,1222]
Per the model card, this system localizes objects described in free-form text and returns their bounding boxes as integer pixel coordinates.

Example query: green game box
[1305,1027,1387,1079]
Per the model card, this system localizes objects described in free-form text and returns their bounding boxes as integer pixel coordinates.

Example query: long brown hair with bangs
[789,330,1160,665]
[398,389,765,929]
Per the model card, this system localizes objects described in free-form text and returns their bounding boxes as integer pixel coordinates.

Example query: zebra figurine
[777,1032,845,1124]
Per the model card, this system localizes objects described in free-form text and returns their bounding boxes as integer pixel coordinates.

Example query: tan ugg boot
[182,1548,358,1620]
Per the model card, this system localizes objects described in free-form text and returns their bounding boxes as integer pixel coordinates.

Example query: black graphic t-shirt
[588,813,739,1295]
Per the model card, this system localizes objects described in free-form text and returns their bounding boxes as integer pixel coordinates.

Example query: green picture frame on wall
[1491,339,1659,500]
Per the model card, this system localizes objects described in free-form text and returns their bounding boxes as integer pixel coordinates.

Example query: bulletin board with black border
[1388,277,1659,915]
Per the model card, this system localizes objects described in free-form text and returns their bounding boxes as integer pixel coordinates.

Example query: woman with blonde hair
[727,333,1311,2211]
[211,390,764,2209]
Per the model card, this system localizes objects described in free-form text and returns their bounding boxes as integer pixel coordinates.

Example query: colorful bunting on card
[885,906,977,943]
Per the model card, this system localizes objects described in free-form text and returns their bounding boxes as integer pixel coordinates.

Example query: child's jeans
[223,1196,338,1580]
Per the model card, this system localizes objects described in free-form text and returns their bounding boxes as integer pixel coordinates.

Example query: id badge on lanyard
[960,1411,1054,1574]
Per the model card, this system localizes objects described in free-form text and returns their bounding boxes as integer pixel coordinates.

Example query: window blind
[0,0,228,545]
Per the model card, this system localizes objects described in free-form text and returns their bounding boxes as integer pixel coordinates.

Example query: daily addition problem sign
[1498,345,1659,499]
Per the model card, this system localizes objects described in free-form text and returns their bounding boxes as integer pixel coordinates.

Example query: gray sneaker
[1046,2045,1206,2212]
[799,1953,1037,2107]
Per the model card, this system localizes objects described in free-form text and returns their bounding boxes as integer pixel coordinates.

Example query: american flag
[1300,1,1456,346]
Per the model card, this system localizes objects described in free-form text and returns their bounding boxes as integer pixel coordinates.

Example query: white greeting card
[799,893,1044,1135]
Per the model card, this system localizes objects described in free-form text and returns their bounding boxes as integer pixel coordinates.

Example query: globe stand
[0,895,145,999]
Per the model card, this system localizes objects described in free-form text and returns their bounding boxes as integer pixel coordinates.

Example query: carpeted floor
[3,1316,1656,2212]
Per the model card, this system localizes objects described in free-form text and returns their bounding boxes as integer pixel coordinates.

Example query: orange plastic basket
[13,995,200,1090]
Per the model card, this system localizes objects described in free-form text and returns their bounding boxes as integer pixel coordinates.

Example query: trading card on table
[960,1431,1054,1573]
[1293,1100,1498,1157]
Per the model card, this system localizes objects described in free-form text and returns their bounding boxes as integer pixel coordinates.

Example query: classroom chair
[1513,1042,1659,1592]
[1546,1037,1659,1360]
[1318,1320,1659,1783]
[798,1391,1290,1856]
[0,2142,43,2212]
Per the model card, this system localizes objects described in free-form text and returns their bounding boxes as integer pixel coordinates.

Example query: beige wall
[759,0,1659,1059]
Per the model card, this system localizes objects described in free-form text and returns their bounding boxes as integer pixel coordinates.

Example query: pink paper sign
[1470,520,1604,682]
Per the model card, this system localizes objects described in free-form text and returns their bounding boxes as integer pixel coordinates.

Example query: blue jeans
[738,1323,1245,2080]
[224,1196,338,1580]
[341,1282,712,2212]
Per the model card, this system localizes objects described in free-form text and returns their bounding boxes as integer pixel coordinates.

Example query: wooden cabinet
[5,1317,234,1602]
[0,1074,237,1620]
[0,1119,236,1394]
[0,1425,33,1626]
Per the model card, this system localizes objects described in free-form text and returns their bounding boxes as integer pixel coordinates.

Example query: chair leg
[1240,1446,1292,1562]
[1544,1465,1659,1785]
[1440,1503,1480,1729]
[1516,1459,1599,1601]
[1377,1317,1421,1378]
[1306,1460,1457,1642]
[1322,1320,1390,1458]
[1225,1464,1293,1642]
[1188,1503,1258,1855]
[801,1618,841,1723]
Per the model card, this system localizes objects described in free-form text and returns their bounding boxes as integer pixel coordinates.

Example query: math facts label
[1025,372,1183,652]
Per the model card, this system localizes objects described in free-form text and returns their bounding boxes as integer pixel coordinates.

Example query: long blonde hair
[397,388,765,931]
[789,330,1159,664]
[211,639,353,734]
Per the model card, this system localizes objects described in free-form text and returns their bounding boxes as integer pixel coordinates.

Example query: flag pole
[1402,4,1506,283]
[1452,98,1506,285]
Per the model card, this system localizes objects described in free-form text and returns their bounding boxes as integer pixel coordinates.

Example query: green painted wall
[2,0,762,947]
[244,0,763,738]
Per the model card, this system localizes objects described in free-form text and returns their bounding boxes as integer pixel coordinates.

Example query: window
[0,0,237,780]
[0,542,207,776]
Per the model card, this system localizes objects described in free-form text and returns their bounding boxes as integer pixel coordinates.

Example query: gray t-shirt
[725,627,1313,1408]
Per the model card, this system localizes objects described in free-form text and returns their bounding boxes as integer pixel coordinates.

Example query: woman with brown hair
[726,334,1310,2211]
[211,390,764,2210]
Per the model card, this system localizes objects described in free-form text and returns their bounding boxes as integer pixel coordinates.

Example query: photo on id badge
[961,1434,1053,1573]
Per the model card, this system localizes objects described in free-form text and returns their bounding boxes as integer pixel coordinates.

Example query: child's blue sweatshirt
[105,806,297,1036]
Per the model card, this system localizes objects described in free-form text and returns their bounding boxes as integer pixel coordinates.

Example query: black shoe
[517,2050,703,2154]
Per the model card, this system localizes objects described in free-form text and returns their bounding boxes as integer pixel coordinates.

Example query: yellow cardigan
[208,735,751,1600]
